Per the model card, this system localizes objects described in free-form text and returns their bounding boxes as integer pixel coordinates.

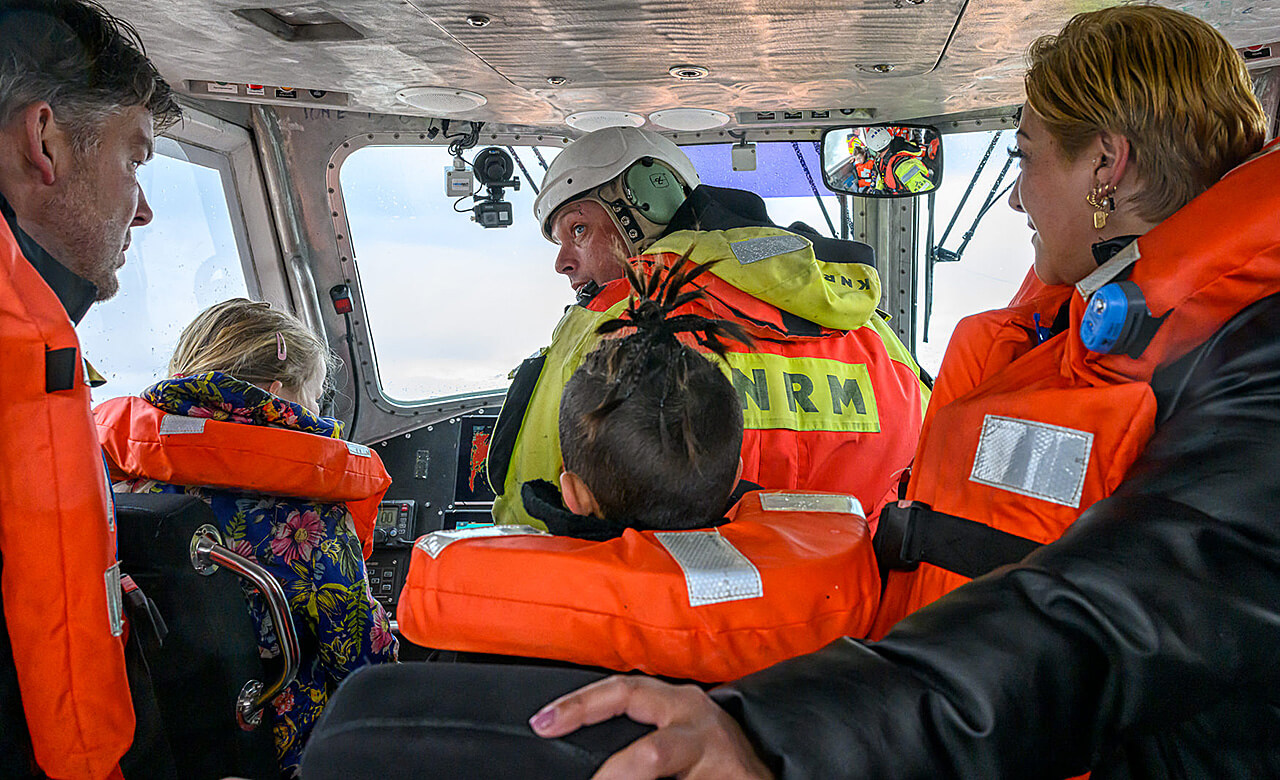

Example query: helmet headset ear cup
[533,127,701,241]
[622,158,686,225]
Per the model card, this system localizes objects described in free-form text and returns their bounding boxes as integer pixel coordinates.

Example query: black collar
[521,479,636,541]
[664,184,876,267]
[1091,235,1140,267]
[0,192,97,323]
[520,477,756,541]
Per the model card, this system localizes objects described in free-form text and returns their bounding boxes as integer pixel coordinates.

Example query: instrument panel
[364,407,501,620]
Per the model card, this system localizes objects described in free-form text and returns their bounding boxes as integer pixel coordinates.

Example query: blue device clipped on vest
[1079,280,1164,357]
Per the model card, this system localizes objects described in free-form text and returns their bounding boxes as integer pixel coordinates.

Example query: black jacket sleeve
[712,293,1280,779]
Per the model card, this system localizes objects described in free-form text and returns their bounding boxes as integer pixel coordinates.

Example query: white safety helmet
[865,127,893,154]
[534,126,701,253]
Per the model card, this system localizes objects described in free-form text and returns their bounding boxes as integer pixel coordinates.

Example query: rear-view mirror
[821,125,943,197]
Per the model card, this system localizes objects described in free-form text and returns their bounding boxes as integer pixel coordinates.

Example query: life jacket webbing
[874,501,1043,580]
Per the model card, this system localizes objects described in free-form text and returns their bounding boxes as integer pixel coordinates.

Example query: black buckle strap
[874,501,1044,580]
[121,574,168,657]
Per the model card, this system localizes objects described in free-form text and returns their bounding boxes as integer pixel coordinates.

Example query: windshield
[341,140,844,404]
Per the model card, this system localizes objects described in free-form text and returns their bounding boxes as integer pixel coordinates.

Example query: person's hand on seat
[530,675,774,780]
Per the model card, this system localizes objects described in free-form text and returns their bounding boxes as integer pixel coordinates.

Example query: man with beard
[0,1,180,777]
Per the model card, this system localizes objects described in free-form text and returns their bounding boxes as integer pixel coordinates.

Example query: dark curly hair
[0,0,180,149]
[559,251,751,531]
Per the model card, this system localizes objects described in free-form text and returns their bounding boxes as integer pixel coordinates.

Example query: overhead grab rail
[190,525,302,731]
[530,145,550,172]
[506,146,540,195]
[924,130,1016,340]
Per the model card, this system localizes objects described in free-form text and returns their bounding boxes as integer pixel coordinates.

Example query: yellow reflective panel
[716,352,880,433]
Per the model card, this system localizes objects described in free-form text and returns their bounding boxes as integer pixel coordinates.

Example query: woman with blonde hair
[95,298,398,778]
[523,6,1280,777]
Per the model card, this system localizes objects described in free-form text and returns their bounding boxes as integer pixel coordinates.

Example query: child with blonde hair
[95,298,397,778]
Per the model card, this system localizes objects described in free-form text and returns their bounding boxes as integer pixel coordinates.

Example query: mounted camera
[471,147,520,228]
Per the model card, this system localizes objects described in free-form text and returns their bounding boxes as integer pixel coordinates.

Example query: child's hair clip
[276,332,287,361]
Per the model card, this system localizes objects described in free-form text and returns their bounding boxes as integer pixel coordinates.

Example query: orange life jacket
[398,491,879,683]
[94,396,392,558]
[854,159,876,187]
[872,140,1280,637]
[635,253,928,515]
[0,217,132,780]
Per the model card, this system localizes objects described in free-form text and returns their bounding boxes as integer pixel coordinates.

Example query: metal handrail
[190,528,302,731]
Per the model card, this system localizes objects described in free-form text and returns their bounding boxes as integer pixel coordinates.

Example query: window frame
[327,131,575,416]
[81,107,268,402]
[164,103,284,305]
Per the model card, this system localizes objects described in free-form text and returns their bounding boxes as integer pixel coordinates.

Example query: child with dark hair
[552,257,751,534]
[397,254,882,683]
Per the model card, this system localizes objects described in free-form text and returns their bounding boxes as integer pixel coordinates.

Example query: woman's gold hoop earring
[1086,184,1116,229]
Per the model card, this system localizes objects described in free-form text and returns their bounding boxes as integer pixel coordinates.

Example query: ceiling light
[565,111,645,131]
[669,65,710,81]
[546,76,568,86]
[648,108,731,131]
[856,63,897,74]
[396,86,487,113]
[466,14,491,27]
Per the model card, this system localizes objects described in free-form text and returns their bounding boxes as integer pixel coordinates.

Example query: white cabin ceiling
[100,0,1280,133]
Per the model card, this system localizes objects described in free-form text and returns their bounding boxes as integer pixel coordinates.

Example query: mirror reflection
[822,125,943,197]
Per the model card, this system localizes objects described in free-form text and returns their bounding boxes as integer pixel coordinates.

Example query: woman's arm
[536,293,1280,778]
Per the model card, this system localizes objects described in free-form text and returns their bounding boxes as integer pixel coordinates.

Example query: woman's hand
[529,675,774,780]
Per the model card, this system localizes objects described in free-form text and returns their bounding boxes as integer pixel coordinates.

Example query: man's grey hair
[0,0,180,151]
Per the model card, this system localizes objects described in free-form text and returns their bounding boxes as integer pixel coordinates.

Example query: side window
[916,129,1033,375]
[80,137,250,402]
[339,144,569,402]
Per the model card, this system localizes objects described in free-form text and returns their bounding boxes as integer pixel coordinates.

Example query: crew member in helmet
[487,126,930,529]
[865,126,933,194]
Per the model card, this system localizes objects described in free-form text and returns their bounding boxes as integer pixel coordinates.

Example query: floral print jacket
[113,372,398,778]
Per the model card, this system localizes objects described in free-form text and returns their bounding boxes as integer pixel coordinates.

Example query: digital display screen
[454,416,497,505]
[375,505,399,529]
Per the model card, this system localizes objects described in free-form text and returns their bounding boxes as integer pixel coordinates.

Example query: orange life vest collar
[398,490,879,683]
[94,396,391,557]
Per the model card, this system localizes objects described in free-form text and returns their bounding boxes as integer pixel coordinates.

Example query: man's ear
[733,456,743,492]
[17,102,63,187]
[560,470,603,519]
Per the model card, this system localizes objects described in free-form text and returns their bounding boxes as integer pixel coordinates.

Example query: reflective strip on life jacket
[0,217,134,779]
[871,140,1280,638]
[399,491,879,683]
[94,396,392,558]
